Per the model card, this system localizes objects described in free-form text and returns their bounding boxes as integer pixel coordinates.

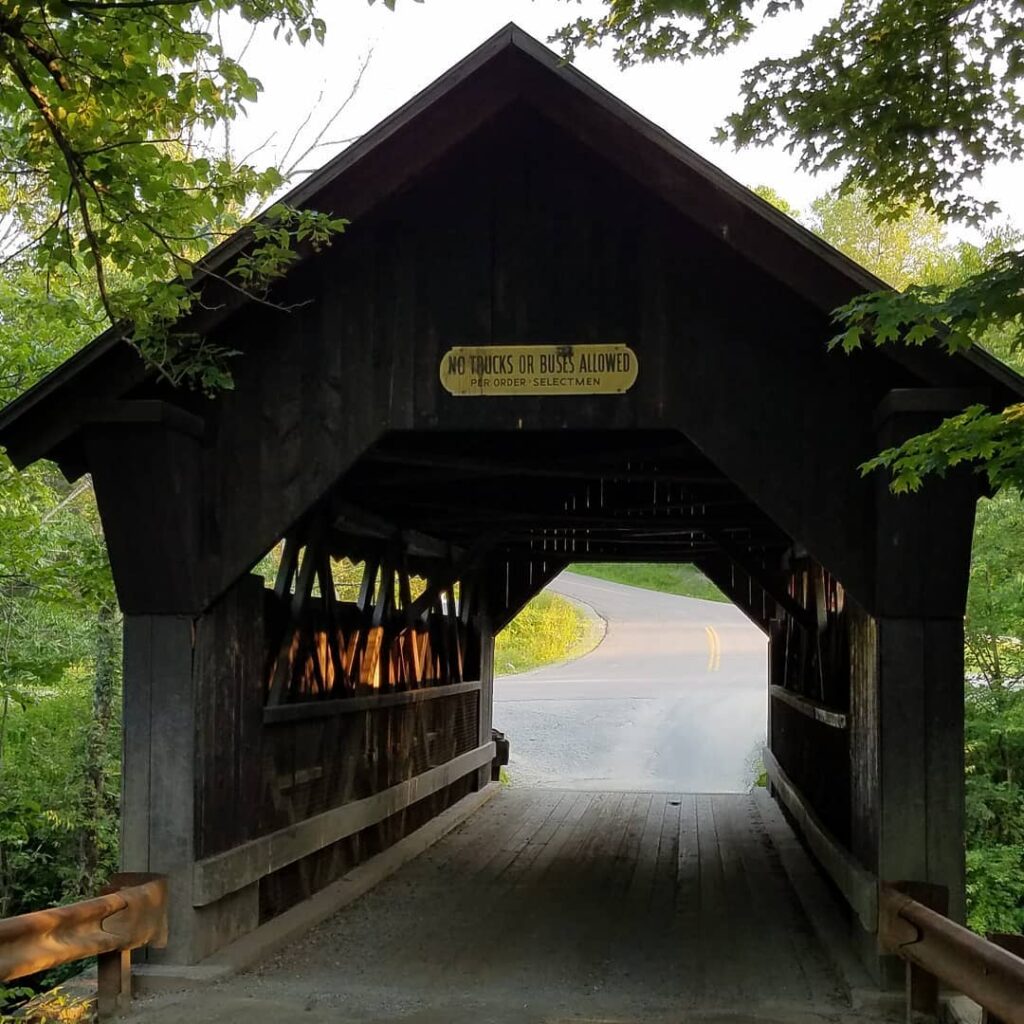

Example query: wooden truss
[264,518,477,706]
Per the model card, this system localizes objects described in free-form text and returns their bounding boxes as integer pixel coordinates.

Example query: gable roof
[1,22,1021,466]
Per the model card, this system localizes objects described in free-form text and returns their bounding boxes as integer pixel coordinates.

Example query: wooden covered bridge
[2,25,1024,1023]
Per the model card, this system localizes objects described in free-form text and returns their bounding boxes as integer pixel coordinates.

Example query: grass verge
[568,562,728,602]
[494,590,603,675]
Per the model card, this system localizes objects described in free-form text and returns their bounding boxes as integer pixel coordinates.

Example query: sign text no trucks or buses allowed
[439,344,638,397]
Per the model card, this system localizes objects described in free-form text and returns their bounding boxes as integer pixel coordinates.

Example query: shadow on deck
[125,788,884,1024]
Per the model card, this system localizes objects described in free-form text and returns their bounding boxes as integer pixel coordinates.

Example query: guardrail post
[97,948,132,1018]
[982,935,1024,1024]
[0,873,167,1020]
[895,881,948,1021]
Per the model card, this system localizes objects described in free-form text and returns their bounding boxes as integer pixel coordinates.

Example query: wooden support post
[96,948,131,1018]
[871,394,976,929]
[267,531,322,705]
[273,534,300,600]
[122,614,198,964]
[846,390,981,984]
[477,604,495,790]
[351,555,380,684]
[317,552,345,692]
[122,576,264,965]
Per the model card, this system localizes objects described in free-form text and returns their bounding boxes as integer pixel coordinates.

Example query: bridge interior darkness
[332,428,796,641]
[343,429,787,569]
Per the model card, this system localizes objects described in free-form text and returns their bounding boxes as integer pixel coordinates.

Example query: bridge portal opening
[494,565,769,794]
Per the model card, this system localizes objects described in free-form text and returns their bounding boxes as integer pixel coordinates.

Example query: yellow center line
[704,625,721,672]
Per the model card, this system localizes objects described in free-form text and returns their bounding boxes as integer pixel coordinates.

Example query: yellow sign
[439,344,638,397]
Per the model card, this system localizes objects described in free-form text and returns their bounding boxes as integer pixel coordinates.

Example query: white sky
[226,0,1023,230]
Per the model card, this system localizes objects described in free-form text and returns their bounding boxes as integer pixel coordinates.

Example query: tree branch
[64,0,204,10]
[0,13,71,91]
[0,39,114,319]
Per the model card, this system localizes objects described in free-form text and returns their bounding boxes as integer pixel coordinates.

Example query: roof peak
[2,19,1021,447]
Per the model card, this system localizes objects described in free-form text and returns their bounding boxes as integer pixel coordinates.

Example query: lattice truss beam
[264,511,480,706]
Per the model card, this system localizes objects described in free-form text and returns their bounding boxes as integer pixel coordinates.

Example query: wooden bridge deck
[127,788,883,1024]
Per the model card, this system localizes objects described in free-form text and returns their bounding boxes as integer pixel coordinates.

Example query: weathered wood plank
[192,741,494,906]
[626,791,667,906]
[529,790,596,882]
[762,747,878,931]
[262,680,483,724]
[695,795,727,1001]
[769,684,848,730]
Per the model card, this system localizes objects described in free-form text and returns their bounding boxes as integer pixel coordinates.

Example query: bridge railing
[879,883,1024,1024]
[764,750,1024,1022]
[0,872,167,1019]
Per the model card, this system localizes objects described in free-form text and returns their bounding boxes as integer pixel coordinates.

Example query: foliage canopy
[556,0,1024,223]
[759,178,1024,932]
[0,0,346,390]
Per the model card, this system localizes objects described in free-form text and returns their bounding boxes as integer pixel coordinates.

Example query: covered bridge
[1,24,1021,1002]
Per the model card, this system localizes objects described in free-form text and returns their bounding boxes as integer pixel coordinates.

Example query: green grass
[568,562,728,602]
[494,590,601,675]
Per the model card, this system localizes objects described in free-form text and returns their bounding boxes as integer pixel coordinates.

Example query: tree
[0,11,380,942]
[0,257,120,919]
[0,0,346,390]
[962,490,1024,934]
[556,0,1024,493]
[809,189,947,292]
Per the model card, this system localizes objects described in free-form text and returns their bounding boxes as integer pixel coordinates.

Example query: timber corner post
[851,389,981,984]
[121,613,206,965]
[121,575,265,965]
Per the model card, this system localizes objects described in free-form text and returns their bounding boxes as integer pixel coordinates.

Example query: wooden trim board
[769,684,848,730]
[263,680,482,725]
[192,743,495,906]
[134,784,501,994]
[763,747,878,931]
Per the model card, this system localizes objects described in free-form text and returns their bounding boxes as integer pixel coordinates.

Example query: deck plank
[123,788,864,1024]
[626,790,667,906]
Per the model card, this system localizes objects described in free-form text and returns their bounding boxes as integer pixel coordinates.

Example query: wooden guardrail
[0,873,167,1019]
[765,746,1024,1022]
[768,684,847,729]
[192,741,495,905]
[263,679,482,724]
[879,883,1024,1024]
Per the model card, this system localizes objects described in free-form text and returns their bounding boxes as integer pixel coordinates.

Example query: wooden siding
[192,574,485,917]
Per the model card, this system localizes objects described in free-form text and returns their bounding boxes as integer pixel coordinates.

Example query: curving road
[494,571,769,792]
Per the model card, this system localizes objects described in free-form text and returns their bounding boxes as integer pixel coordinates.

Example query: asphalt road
[494,572,769,793]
